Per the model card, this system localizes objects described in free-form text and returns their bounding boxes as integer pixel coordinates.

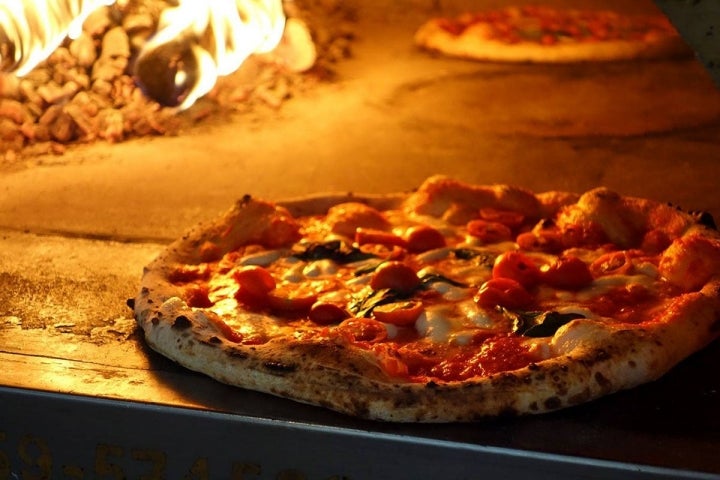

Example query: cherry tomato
[267,287,318,314]
[336,318,388,343]
[404,225,446,253]
[184,283,213,308]
[590,251,633,277]
[309,301,351,325]
[370,261,420,295]
[474,278,533,310]
[467,220,512,243]
[540,256,593,290]
[516,230,564,253]
[479,208,525,229]
[233,265,276,307]
[561,223,608,249]
[355,228,407,249]
[372,301,424,326]
[492,251,541,288]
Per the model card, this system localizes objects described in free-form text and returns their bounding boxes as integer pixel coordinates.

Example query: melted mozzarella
[302,259,338,277]
[238,249,287,266]
[416,300,501,343]
[577,274,657,302]
[415,308,453,343]
[457,300,495,328]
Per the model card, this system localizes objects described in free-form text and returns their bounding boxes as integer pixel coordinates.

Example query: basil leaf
[353,259,386,277]
[419,273,467,288]
[292,240,377,264]
[503,308,585,337]
[452,248,496,268]
[349,288,400,318]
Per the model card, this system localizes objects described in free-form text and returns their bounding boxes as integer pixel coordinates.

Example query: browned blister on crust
[133,176,720,422]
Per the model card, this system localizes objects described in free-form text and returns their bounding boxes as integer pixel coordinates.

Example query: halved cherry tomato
[590,251,633,277]
[467,220,512,243]
[540,256,593,290]
[355,228,407,248]
[309,301,350,325]
[561,223,608,249]
[372,301,424,326]
[267,287,318,313]
[370,261,420,295]
[516,230,564,253]
[184,283,213,308]
[404,225,446,253]
[479,208,525,229]
[336,318,388,343]
[492,251,541,288]
[232,265,276,295]
[474,278,533,310]
[233,265,276,308]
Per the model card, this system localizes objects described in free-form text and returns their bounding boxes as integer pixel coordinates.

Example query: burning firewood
[0,0,355,162]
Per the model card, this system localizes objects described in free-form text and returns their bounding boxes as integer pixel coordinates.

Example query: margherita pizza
[132,176,720,422]
[414,6,690,63]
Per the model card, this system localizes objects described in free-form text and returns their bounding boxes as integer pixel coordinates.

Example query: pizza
[414,6,690,63]
[131,176,720,422]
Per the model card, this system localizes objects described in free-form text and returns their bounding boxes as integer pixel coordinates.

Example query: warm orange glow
[0,0,116,76]
[135,0,286,109]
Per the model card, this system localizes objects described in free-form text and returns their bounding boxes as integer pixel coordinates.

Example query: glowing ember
[134,0,286,109]
[0,0,117,76]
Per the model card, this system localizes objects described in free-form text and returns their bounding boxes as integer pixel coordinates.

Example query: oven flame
[0,0,116,77]
[134,0,286,109]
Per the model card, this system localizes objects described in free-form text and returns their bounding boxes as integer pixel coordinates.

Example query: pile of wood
[0,0,355,162]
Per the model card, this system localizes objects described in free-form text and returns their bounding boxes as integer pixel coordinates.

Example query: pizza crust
[133,176,720,422]
[415,17,690,64]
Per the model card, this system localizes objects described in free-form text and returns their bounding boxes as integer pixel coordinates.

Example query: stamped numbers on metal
[0,430,349,479]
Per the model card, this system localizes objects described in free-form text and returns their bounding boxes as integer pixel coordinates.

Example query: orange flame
[134,0,286,109]
[0,0,116,76]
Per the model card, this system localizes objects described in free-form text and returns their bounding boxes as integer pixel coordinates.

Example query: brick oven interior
[1,0,719,477]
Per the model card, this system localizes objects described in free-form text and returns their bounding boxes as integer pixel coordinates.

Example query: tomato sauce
[364,335,536,382]
[586,284,674,324]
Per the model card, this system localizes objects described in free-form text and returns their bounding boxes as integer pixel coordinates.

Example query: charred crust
[425,380,438,389]
[172,315,192,329]
[594,371,611,389]
[226,348,248,359]
[349,399,370,418]
[141,287,150,295]
[691,210,717,230]
[206,336,222,344]
[544,396,562,410]
[151,317,159,325]
[527,363,540,371]
[126,298,135,309]
[580,349,611,367]
[263,361,297,373]
[393,389,421,408]
[240,194,252,205]
[568,387,592,405]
